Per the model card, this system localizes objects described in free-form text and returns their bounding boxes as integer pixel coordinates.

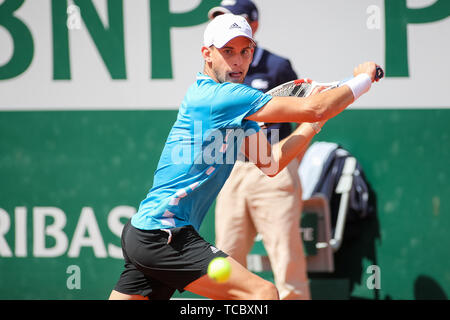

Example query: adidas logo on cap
[203,13,254,48]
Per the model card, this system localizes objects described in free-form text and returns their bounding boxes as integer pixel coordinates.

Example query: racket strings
[269,82,312,97]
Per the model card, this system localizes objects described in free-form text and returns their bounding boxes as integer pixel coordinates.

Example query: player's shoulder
[193,73,262,98]
[215,82,263,103]
[192,73,230,96]
[187,81,254,114]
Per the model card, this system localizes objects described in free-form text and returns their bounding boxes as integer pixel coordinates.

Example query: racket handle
[375,66,384,80]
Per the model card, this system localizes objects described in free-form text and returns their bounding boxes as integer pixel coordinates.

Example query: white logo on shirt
[251,79,269,90]
[210,246,220,254]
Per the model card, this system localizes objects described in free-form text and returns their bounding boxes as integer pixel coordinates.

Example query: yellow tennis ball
[207,257,231,283]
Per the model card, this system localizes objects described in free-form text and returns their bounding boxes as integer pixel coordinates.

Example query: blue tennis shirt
[131,73,273,231]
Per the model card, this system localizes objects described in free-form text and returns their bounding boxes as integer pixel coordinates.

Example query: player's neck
[203,65,219,83]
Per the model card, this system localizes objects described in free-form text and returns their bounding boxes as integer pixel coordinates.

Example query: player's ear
[201,46,213,63]
[250,20,259,35]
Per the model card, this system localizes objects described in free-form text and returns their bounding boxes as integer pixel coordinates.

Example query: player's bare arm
[243,61,381,177]
[246,62,379,123]
[242,87,328,177]
[242,121,323,177]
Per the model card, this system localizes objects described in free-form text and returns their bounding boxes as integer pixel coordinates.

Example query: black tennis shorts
[113,219,228,299]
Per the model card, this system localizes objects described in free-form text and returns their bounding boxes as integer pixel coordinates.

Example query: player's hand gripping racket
[266,66,384,98]
[263,66,384,132]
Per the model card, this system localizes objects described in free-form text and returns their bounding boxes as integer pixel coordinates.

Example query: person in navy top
[109,11,381,300]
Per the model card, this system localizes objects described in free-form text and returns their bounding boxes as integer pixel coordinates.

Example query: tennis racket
[266,66,384,97]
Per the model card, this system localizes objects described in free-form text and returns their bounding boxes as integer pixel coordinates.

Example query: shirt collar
[196,72,213,80]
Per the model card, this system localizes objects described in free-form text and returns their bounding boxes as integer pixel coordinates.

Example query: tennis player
[109,13,380,300]
[210,0,312,300]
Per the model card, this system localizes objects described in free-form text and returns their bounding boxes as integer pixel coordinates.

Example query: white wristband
[344,73,372,100]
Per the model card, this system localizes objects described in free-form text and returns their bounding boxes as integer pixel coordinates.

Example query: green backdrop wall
[1,109,449,299]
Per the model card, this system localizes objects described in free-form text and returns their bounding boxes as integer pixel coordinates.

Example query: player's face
[208,37,254,84]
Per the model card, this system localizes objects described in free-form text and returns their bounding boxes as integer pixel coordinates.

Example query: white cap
[203,13,255,49]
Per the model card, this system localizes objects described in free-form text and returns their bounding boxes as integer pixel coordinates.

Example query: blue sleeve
[210,82,272,129]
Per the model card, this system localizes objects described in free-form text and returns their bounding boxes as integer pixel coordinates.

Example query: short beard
[213,68,244,84]
[203,61,246,84]
[212,68,227,84]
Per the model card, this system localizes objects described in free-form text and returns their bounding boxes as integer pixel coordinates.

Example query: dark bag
[302,142,376,241]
